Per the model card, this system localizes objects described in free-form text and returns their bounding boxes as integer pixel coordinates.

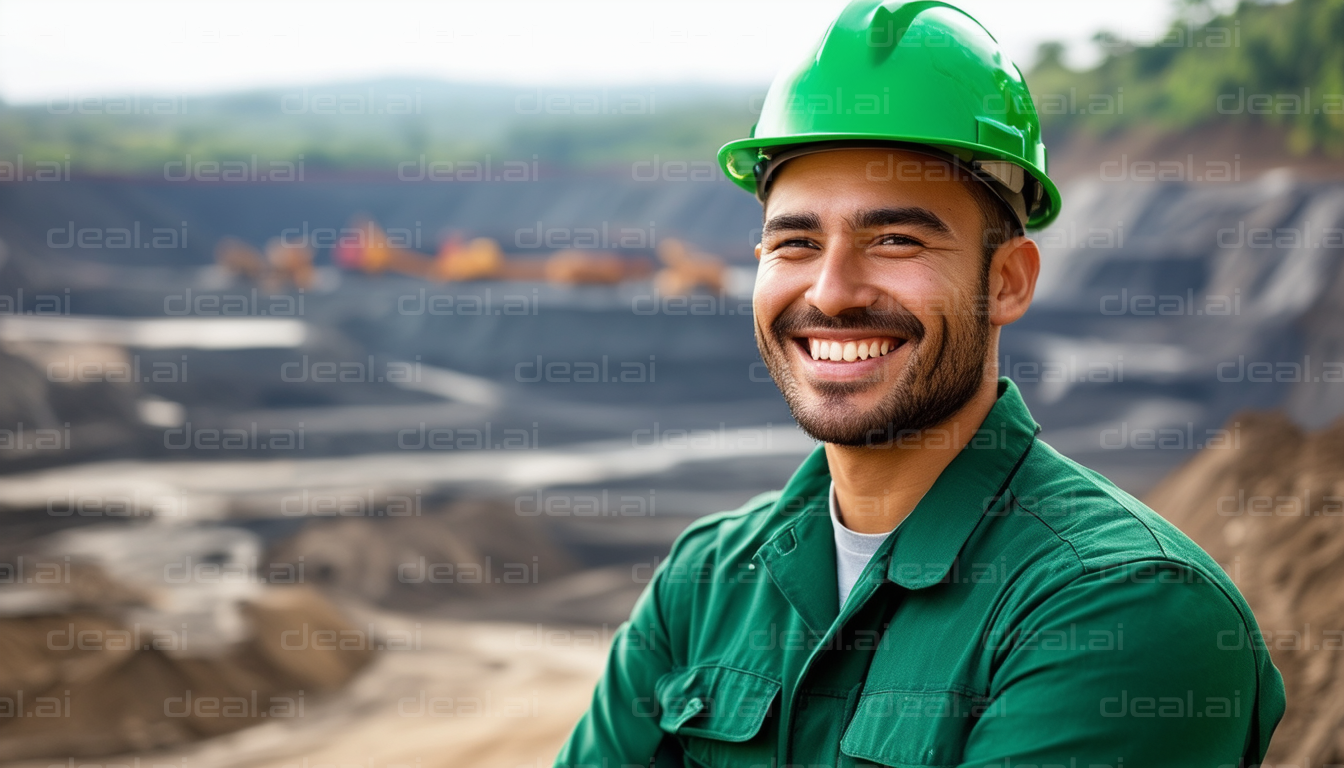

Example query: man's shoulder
[1005,435,1231,583]
[992,436,1279,704]
[666,489,790,565]
[661,486,817,575]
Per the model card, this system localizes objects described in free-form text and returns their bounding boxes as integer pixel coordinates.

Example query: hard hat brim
[717,133,1062,231]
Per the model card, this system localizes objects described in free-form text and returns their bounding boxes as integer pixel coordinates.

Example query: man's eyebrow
[762,212,823,237]
[849,207,951,236]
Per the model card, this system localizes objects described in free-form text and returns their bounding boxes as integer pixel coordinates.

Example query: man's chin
[788,396,903,447]
[791,384,888,413]
[794,417,896,447]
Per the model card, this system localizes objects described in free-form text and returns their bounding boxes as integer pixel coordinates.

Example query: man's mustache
[770,304,926,342]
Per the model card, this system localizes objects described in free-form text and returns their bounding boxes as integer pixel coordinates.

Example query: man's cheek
[751,284,792,326]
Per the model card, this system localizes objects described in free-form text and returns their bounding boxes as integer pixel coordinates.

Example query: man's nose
[803,240,879,317]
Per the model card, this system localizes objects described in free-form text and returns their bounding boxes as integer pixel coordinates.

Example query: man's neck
[825,376,1000,534]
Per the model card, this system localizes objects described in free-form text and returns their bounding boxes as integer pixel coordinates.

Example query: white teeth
[807,338,899,362]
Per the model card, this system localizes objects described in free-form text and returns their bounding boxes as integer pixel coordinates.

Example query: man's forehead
[765,148,978,219]
[768,146,959,190]
[765,156,979,236]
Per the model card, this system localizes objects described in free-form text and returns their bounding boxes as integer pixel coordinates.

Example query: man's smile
[797,334,906,362]
[785,331,912,383]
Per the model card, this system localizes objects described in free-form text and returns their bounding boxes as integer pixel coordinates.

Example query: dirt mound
[1146,410,1344,764]
[266,498,580,611]
[0,579,373,761]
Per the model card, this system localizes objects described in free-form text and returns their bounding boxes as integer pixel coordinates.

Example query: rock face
[1146,411,1344,764]
[992,172,1344,495]
[1024,173,1344,431]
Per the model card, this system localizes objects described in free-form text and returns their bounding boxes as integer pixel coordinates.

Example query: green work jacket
[555,377,1285,768]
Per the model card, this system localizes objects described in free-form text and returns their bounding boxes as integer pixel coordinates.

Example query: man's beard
[756,290,991,447]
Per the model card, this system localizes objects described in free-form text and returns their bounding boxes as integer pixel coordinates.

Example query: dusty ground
[5,607,610,768]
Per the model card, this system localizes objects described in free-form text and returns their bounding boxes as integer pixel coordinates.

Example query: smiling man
[554,2,1284,767]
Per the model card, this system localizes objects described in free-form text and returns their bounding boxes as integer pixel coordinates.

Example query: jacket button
[686,697,704,714]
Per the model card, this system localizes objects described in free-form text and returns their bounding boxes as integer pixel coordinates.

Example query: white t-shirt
[829,480,902,608]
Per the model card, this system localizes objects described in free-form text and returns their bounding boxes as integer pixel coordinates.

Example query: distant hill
[1028,0,1344,161]
[0,79,765,177]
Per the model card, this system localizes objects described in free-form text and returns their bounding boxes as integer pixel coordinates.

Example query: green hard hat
[718,0,1062,230]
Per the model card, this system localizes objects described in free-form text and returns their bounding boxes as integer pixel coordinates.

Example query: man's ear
[754,242,763,260]
[987,236,1040,328]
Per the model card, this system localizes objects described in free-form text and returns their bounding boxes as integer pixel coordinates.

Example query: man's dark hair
[964,178,1025,272]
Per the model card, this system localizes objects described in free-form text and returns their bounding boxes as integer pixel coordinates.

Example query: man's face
[753,148,995,447]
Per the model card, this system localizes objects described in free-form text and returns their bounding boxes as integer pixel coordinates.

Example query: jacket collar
[882,377,1040,588]
[754,377,1040,628]
[753,444,837,633]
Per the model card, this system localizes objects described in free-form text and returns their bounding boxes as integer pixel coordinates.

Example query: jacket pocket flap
[840,689,993,767]
[655,665,781,742]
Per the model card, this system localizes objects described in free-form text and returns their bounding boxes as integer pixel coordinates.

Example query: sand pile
[1146,410,1344,764]
[1,611,610,768]
[0,528,373,762]
[265,497,581,611]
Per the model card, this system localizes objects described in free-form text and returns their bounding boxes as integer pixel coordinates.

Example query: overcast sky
[0,0,1204,103]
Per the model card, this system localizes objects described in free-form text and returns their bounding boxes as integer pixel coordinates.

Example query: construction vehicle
[219,217,727,294]
[214,237,315,291]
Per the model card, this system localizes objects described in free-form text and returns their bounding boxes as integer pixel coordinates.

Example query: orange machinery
[220,217,728,295]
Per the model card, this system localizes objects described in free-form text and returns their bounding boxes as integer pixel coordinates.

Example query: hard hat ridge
[718,0,1062,230]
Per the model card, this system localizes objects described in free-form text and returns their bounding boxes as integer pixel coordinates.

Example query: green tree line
[1028,0,1344,155]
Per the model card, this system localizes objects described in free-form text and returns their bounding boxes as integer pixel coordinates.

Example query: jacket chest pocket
[656,665,782,768]
[840,689,993,767]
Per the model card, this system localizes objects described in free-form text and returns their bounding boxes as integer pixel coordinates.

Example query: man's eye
[774,238,818,250]
[878,234,922,247]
